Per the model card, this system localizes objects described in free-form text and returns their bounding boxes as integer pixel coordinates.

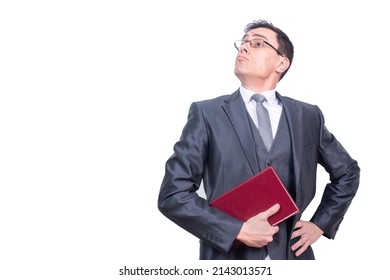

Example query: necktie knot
[251,94,267,103]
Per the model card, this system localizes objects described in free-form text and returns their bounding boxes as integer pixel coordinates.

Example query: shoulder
[192,90,241,109]
[278,93,326,126]
[279,94,322,114]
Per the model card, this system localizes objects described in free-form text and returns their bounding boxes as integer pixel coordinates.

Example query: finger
[291,222,304,239]
[290,238,302,252]
[294,243,308,257]
[293,220,303,229]
[263,203,280,218]
[290,229,301,239]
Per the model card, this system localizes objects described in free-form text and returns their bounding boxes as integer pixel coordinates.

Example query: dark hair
[244,20,294,80]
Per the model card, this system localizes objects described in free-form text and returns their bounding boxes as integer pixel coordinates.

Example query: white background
[0,0,388,279]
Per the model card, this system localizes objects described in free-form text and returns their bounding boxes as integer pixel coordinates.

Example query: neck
[240,80,277,94]
[236,74,278,93]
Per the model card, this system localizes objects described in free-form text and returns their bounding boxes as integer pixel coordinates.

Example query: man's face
[234,27,282,83]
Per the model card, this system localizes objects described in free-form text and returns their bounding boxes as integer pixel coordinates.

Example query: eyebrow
[242,33,269,41]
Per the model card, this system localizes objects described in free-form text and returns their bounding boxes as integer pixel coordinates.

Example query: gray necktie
[251,94,273,150]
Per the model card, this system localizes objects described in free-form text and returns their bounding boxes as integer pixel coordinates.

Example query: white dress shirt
[239,86,283,138]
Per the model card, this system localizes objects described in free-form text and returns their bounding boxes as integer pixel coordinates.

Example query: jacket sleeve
[157,102,243,253]
[310,106,360,239]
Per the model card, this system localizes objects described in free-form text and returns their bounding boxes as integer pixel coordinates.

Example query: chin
[234,68,247,78]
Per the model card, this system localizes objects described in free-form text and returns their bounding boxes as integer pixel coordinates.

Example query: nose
[239,41,249,53]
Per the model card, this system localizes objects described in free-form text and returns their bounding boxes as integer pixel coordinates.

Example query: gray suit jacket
[158,89,360,260]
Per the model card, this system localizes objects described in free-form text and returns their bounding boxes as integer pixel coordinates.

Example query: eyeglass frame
[234,38,284,57]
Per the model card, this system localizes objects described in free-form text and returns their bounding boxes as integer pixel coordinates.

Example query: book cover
[210,166,299,226]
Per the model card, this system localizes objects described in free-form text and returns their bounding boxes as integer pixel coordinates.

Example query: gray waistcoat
[248,108,295,259]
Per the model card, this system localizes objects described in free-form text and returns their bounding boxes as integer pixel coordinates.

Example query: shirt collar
[239,86,277,104]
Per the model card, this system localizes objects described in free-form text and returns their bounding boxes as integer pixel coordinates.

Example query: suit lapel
[222,90,259,175]
[277,92,304,206]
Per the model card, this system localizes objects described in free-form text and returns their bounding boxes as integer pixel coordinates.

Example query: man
[157,19,360,260]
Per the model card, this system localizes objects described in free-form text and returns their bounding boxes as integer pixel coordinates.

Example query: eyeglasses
[234,38,284,57]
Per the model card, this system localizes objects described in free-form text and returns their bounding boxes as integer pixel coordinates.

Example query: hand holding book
[236,203,281,248]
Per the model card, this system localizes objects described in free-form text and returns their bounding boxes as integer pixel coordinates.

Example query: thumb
[263,203,280,218]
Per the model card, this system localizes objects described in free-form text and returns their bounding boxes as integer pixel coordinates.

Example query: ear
[276,57,290,75]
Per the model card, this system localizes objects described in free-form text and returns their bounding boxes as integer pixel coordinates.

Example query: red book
[210,166,299,226]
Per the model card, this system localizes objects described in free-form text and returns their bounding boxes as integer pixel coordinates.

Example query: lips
[236,55,249,62]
